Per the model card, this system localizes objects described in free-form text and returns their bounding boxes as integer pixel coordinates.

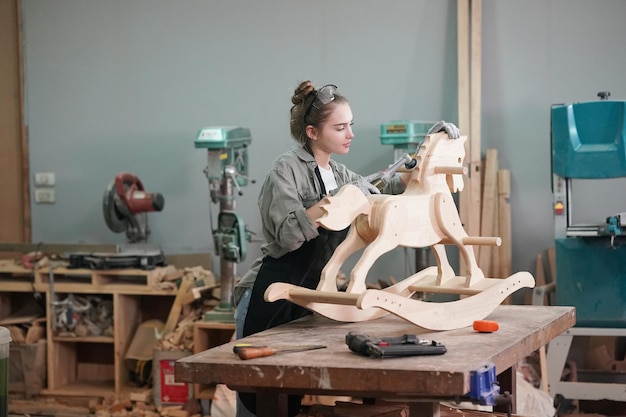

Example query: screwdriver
[233,344,327,360]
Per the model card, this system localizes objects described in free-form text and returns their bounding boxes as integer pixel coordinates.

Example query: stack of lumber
[156,266,219,352]
[457,0,512,282]
[475,149,512,280]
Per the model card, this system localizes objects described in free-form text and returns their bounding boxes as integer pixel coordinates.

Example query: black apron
[240,226,349,416]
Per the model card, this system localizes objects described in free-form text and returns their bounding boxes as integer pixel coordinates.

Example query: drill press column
[195,126,254,322]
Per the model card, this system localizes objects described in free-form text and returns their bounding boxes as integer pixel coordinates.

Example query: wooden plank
[491,173,500,278]
[525,252,546,305]
[17,0,30,241]
[497,169,512,278]
[457,0,471,253]
[548,246,556,283]
[163,278,192,335]
[478,149,498,273]
[468,0,483,239]
[0,0,28,243]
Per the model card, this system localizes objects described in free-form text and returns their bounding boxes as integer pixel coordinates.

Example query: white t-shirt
[318,166,338,194]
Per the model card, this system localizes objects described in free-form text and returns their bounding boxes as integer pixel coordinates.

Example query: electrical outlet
[35,188,55,204]
[34,172,55,186]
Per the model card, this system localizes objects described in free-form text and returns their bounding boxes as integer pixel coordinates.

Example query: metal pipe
[218,168,236,309]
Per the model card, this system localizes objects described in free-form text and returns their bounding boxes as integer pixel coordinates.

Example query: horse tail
[317,184,371,231]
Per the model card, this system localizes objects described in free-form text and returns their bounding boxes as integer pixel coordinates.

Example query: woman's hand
[428,120,461,139]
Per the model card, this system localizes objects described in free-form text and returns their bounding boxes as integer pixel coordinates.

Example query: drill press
[195,126,254,322]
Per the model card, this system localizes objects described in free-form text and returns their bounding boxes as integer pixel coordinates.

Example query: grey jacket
[234,145,406,304]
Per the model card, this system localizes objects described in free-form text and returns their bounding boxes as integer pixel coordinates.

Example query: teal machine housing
[552,99,626,327]
[194,126,254,322]
[380,120,435,161]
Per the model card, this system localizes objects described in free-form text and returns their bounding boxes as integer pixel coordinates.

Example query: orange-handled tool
[234,344,326,360]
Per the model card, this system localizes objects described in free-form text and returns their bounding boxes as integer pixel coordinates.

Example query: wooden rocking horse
[265,132,535,330]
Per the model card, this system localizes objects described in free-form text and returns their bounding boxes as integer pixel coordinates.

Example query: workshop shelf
[51,335,114,343]
[0,262,181,398]
[35,266,172,294]
[45,340,116,396]
[0,260,39,292]
[192,321,235,399]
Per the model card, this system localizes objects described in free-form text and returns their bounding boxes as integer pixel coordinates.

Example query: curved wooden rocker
[265,132,535,330]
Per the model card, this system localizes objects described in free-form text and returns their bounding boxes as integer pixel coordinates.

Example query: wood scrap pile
[93,393,202,417]
[156,266,220,352]
[0,297,46,344]
[304,401,408,417]
[16,250,65,269]
[9,392,204,417]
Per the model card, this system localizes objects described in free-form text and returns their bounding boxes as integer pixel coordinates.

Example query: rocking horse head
[406,132,467,193]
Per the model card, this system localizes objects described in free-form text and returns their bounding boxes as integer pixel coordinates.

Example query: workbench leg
[255,391,288,417]
[409,401,440,417]
[546,331,573,400]
[495,365,516,415]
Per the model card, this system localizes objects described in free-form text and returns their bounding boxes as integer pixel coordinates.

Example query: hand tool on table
[233,343,327,360]
[346,332,446,358]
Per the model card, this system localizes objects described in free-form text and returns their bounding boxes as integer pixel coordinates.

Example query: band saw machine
[547,93,626,406]
[552,93,626,327]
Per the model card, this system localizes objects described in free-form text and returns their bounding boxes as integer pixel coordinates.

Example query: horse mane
[408,133,467,193]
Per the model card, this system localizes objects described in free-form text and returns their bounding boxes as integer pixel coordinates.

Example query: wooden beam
[0,0,29,243]
[457,0,471,242]
[497,169,512,278]
[468,0,483,238]
[478,148,497,274]
[458,0,482,247]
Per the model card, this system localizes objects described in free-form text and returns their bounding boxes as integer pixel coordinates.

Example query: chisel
[233,344,326,360]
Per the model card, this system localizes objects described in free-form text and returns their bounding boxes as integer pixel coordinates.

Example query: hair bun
[292,80,315,105]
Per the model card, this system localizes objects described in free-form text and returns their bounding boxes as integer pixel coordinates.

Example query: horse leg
[347,202,408,293]
[317,225,369,292]
[434,193,484,287]
[431,244,455,285]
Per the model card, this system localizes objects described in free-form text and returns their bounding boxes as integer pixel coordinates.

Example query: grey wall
[22,0,626,283]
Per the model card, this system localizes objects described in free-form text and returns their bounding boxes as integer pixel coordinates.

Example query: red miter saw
[102,172,164,243]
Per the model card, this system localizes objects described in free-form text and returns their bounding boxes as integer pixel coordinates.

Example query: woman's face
[309,102,354,156]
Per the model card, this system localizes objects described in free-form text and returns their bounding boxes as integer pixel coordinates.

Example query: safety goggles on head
[303,84,338,124]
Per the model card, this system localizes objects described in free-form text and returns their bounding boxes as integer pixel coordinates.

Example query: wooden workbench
[176,305,575,417]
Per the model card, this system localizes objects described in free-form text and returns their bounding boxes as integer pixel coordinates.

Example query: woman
[234,80,459,416]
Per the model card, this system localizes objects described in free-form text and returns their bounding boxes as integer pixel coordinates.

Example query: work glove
[330,177,380,197]
[428,120,461,139]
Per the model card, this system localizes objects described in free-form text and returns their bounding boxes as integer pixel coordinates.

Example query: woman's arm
[258,163,320,256]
